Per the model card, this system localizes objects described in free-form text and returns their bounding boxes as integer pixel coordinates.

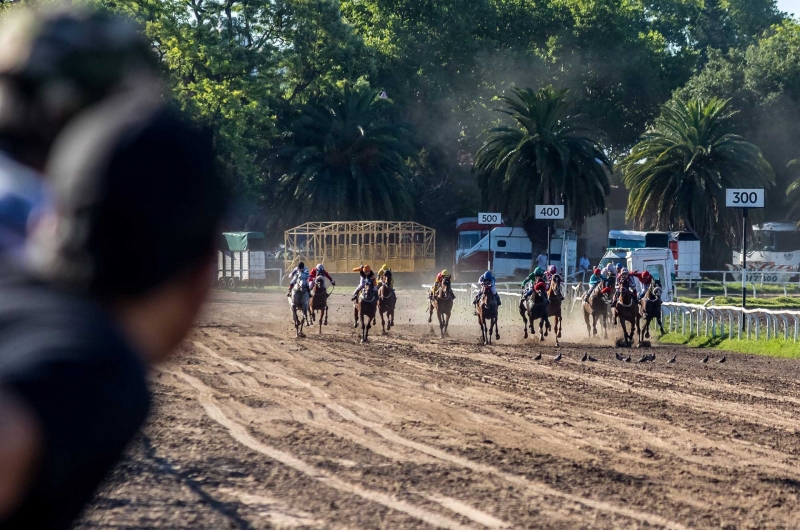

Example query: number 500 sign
[478,212,502,225]
[726,189,764,208]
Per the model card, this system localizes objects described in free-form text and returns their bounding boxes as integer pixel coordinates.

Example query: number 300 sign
[726,189,764,208]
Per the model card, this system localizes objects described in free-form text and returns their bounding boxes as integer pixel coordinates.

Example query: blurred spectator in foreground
[0,6,159,254]
[0,92,226,528]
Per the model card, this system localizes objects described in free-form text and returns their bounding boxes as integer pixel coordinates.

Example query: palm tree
[621,97,774,243]
[473,86,612,228]
[278,87,415,221]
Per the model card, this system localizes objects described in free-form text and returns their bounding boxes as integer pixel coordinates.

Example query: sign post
[478,212,503,270]
[535,205,565,269]
[725,188,765,309]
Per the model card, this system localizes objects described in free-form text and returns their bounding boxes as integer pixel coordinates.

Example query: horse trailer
[607,230,700,279]
[218,232,283,289]
[599,247,675,302]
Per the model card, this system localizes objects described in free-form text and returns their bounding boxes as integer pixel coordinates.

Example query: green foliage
[277,87,415,222]
[659,332,800,358]
[621,97,774,247]
[474,86,612,229]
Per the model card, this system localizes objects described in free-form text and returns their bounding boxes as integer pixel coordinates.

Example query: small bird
[701,355,709,363]
[649,352,656,362]
[553,353,562,362]
[718,355,727,364]
[615,352,624,361]
[624,356,631,362]
[637,354,649,363]
[533,352,542,361]
[667,355,676,364]
[581,352,588,362]
[588,355,598,362]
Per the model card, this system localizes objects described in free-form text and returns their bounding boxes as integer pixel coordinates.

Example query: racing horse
[477,280,499,345]
[309,276,331,334]
[520,281,550,342]
[289,280,310,338]
[582,286,610,339]
[547,275,564,344]
[639,281,666,341]
[429,277,454,338]
[377,276,396,333]
[354,282,378,343]
[614,285,640,347]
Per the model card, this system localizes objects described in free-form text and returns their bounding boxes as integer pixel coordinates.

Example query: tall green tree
[621,97,774,265]
[473,86,611,228]
[277,87,415,222]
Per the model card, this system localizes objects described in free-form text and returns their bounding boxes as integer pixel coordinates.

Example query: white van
[598,248,675,302]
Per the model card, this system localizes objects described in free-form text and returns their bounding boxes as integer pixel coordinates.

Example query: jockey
[583,267,605,301]
[604,263,616,289]
[430,269,452,299]
[351,264,377,300]
[473,270,501,306]
[547,265,564,300]
[308,263,335,288]
[612,267,637,305]
[287,262,310,296]
[377,263,393,290]
[521,267,545,299]
[630,270,653,300]
[521,267,545,290]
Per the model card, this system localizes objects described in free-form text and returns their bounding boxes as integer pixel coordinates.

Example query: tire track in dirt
[169,368,483,530]
[191,335,691,529]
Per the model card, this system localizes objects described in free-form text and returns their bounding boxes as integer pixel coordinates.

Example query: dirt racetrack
[76,290,800,529]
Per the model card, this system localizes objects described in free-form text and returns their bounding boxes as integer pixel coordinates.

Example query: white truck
[598,247,675,302]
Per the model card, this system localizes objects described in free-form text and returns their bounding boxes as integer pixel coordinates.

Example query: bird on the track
[581,352,588,362]
[650,352,656,362]
[624,356,631,362]
[701,354,709,363]
[615,352,624,361]
[667,355,677,364]
[533,352,542,361]
[588,355,598,362]
[637,354,649,363]
[553,353,562,362]
[718,355,727,364]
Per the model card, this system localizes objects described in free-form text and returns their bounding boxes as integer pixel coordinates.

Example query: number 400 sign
[535,205,565,220]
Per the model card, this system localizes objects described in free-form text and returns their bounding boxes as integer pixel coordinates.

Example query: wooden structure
[284,221,436,274]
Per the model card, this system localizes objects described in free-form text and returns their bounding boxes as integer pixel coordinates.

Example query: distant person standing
[0,95,226,528]
[579,253,590,273]
[0,6,159,255]
[536,250,548,271]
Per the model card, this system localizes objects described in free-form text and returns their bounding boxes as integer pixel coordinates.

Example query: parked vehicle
[599,247,675,302]
[607,230,700,279]
[730,222,800,283]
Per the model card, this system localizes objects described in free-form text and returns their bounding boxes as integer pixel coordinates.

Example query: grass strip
[658,332,800,358]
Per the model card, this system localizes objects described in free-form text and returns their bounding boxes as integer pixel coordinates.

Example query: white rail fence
[663,301,800,342]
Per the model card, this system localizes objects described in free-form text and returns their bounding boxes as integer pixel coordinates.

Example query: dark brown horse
[353,283,378,343]
[477,282,499,345]
[377,281,396,333]
[614,286,640,346]
[639,281,665,341]
[547,275,564,345]
[429,277,454,337]
[309,277,330,334]
[520,282,549,341]
[582,286,610,339]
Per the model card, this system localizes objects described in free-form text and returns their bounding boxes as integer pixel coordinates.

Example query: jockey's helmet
[533,267,544,277]
[615,262,624,271]
[641,270,652,281]
[441,269,450,277]
[316,263,324,272]
[621,267,629,276]
[548,265,557,274]
[593,268,601,275]
[298,261,305,269]
[363,264,371,273]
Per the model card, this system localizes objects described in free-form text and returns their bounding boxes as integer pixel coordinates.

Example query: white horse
[289,281,310,338]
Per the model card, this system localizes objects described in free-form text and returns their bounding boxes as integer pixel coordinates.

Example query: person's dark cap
[31,92,227,298]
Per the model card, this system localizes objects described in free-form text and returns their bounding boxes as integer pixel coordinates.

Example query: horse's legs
[353,305,360,328]
[428,300,434,323]
[324,304,328,325]
[494,317,500,340]
[444,312,450,337]
[520,305,529,339]
[380,308,386,334]
[658,316,666,335]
